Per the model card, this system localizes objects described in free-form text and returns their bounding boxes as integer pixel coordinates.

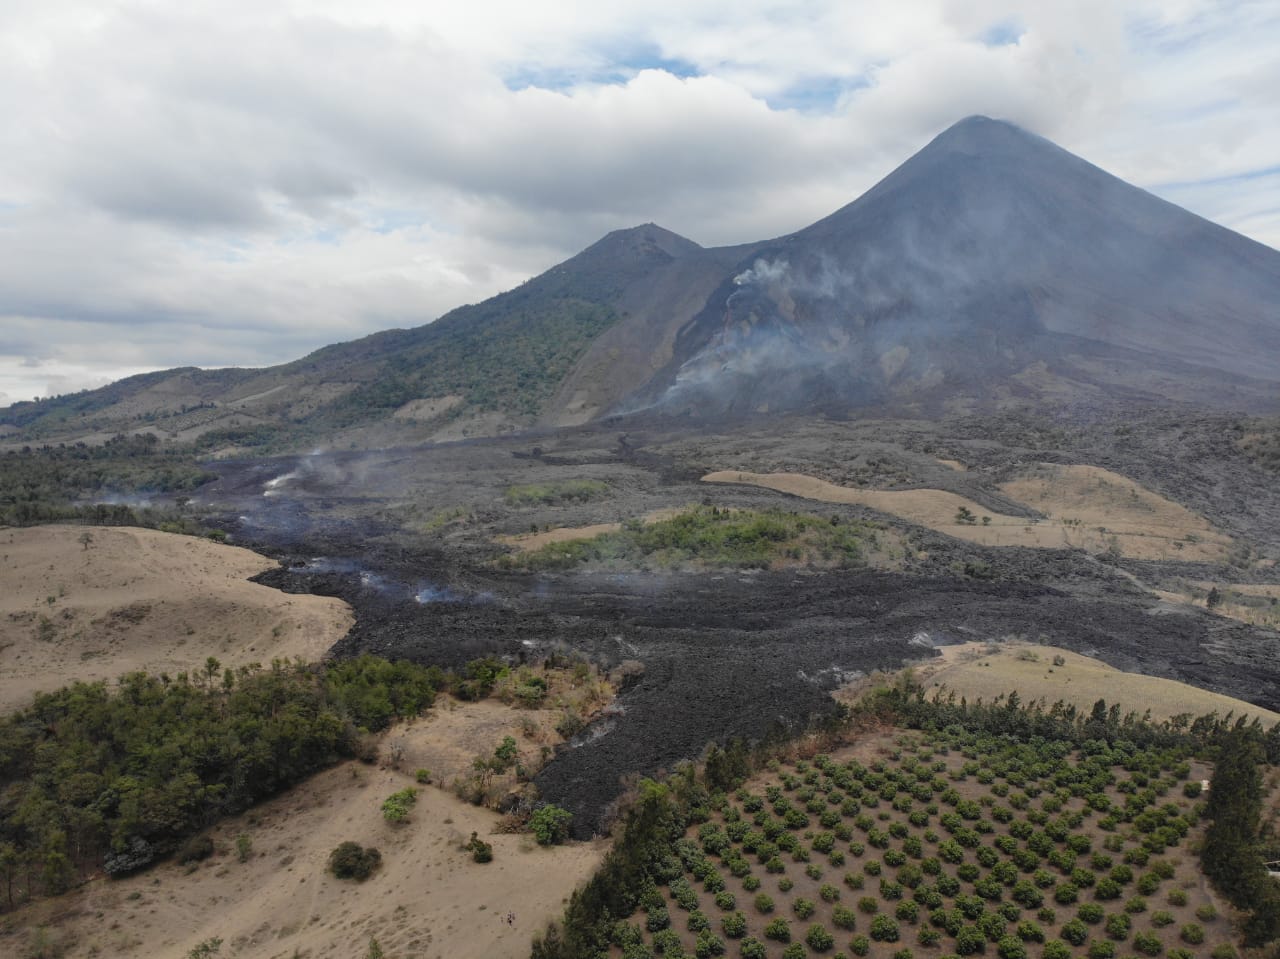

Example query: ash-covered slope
[632,116,1280,417]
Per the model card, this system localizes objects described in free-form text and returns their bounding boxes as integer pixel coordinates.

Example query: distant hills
[6,116,1280,451]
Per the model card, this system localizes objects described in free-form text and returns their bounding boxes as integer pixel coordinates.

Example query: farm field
[614,727,1230,959]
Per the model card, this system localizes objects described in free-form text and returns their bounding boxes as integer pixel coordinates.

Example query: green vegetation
[466,831,494,863]
[0,655,445,908]
[319,296,620,426]
[530,805,575,846]
[381,787,419,824]
[531,680,1275,959]
[0,433,215,526]
[505,480,610,507]
[329,842,382,881]
[504,505,885,571]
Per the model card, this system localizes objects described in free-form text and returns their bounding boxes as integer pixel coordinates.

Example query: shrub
[1133,933,1162,956]
[765,918,792,942]
[689,910,711,932]
[779,877,795,892]
[695,931,726,957]
[1042,940,1071,959]
[646,907,671,932]
[919,927,942,946]
[529,804,574,845]
[1087,941,1115,959]
[955,926,986,955]
[1053,885,1078,905]
[414,768,431,783]
[465,832,493,863]
[1195,903,1217,922]
[1060,920,1088,946]
[754,893,775,913]
[652,929,681,953]
[807,924,836,951]
[871,915,901,942]
[1103,912,1130,941]
[782,945,807,959]
[851,935,871,956]
[897,900,920,923]
[329,842,381,881]
[795,899,817,920]
[859,897,880,914]
[832,905,858,930]
[743,875,761,892]
[1166,889,1188,907]
[1179,924,1204,945]
[1094,878,1121,901]
[740,939,767,959]
[997,936,1027,959]
[381,787,418,824]
[720,911,747,939]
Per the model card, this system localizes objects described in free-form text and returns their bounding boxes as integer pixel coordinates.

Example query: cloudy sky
[1,0,1277,405]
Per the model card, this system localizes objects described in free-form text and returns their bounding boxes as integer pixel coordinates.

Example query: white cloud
[0,0,1277,403]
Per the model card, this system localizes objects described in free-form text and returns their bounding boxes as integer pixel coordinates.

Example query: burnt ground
[196,409,1280,836]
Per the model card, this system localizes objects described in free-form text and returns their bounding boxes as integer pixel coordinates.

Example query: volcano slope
[201,407,1280,837]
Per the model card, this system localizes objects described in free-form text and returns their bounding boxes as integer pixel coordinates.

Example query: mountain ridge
[5,116,1280,449]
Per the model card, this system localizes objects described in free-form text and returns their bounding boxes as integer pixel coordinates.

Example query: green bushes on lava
[505,505,882,571]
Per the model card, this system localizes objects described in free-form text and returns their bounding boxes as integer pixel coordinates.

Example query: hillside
[6,117,1280,451]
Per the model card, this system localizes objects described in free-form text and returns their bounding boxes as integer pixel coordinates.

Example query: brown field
[0,525,353,713]
[902,641,1280,726]
[702,464,1232,561]
[1,717,606,959]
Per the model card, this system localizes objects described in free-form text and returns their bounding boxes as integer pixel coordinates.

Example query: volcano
[616,116,1280,419]
[5,116,1280,446]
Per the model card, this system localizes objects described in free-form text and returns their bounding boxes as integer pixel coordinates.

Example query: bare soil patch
[0,525,352,713]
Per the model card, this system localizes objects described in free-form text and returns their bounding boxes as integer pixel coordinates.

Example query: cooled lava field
[199,410,1280,834]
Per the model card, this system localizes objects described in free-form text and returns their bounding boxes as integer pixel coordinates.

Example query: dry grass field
[901,641,1280,727]
[0,525,353,713]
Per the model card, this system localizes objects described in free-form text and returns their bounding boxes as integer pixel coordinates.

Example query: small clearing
[901,640,1280,726]
[0,525,353,713]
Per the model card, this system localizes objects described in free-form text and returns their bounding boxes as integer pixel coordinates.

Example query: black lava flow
[252,549,1280,838]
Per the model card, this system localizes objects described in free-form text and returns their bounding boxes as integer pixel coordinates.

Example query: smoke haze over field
[1,1,1279,402]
